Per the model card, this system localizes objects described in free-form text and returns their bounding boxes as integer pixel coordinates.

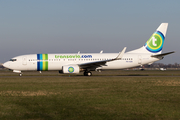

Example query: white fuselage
[3,53,160,71]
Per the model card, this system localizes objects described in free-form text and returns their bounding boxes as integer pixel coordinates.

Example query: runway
[0,75,180,78]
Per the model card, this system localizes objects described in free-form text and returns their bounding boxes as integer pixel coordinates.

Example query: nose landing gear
[19,73,23,77]
[12,70,22,77]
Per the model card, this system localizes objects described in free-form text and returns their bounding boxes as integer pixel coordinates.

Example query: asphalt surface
[0,75,180,78]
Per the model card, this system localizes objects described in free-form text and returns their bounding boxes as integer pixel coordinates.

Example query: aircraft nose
[3,62,9,68]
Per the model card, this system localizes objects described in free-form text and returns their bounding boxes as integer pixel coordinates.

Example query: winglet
[115,47,126,60]
[100,50,103,53]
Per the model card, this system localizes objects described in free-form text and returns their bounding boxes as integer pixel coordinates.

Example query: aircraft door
[22,57,27,65]
[138,55,142,64]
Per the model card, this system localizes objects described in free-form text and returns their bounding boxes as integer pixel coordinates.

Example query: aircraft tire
[84,71,92,76]
[84,72,87,76]
[19,73,22,77]
[87,71,92,76]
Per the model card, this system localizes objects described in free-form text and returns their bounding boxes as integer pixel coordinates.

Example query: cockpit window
[9,59,17,62]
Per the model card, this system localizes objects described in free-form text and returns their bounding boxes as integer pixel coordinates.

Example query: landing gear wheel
[87,71,92,76]
[84,71,92,76]
[84,72,87,76]
[19,73,22,77]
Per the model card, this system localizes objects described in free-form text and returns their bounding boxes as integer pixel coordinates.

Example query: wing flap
[79,60,107,69]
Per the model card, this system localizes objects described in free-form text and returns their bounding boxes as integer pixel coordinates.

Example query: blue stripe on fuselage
[37,54,42,71]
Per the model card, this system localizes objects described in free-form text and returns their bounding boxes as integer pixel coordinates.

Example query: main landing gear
[84,71,92,76]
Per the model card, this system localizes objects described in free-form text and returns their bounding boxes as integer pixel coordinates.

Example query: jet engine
[62,65,80,74]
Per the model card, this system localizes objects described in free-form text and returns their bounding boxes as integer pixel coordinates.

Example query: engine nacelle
[62,65,80,74]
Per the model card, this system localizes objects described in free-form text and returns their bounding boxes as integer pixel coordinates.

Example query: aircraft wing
[151,51,175,57]
[78,60,107,69]
[78,47,126,69]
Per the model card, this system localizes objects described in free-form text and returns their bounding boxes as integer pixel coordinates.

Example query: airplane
[3,23,174,76]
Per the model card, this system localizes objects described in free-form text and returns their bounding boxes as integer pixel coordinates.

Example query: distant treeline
[144,63,180,68]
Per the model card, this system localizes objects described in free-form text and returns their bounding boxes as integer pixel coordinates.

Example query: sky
[0,0,180,64]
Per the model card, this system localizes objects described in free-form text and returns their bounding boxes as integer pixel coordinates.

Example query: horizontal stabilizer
[151,51,175,57]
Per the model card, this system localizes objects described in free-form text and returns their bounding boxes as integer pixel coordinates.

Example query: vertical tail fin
[144,23,168,53]
[128,23,168,54]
